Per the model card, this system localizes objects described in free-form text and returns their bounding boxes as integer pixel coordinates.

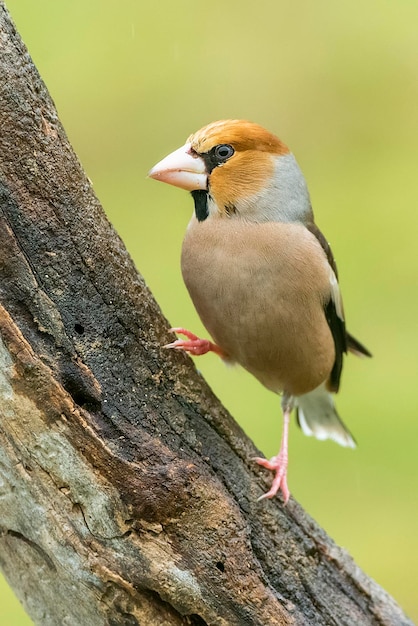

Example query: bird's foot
[253,453,290,504]
[164,328,225,357]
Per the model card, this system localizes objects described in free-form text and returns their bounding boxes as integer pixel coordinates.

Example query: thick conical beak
[148,143,207,191]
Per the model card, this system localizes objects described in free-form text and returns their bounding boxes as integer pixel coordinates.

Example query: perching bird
[149,119,371,503]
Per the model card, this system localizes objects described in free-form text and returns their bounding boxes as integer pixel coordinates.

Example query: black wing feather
[324,299,347,392]
[347,332,372,357]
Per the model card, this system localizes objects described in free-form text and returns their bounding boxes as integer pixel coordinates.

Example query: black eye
[203,144,235,173]
[214,144,234,162]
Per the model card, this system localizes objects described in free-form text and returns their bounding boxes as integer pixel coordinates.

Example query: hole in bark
[74,323,85,335]
[59,359,102,412]
[188,616,208,626]
[215,560,225,572]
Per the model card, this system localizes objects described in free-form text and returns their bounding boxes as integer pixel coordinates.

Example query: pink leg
[253,405,291,504]
[164,327,225,357]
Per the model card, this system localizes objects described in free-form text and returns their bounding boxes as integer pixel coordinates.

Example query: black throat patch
[191,189,209,222]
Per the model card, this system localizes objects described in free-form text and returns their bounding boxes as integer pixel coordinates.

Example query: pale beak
[148,143,207,191]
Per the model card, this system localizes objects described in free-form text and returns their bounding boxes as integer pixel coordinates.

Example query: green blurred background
[1,0,417,623]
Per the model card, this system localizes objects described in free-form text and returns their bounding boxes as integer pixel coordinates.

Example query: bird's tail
[295,383,356,448]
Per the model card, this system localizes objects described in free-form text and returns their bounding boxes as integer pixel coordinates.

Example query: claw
[254,405,292,504]
[254,454,290,504]
[163,327,225,357]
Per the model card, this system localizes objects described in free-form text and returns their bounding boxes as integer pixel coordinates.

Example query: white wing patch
[329,267,344,321]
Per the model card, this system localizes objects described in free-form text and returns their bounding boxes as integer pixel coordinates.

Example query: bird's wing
[306,222,371,392]
[306,223,347,392]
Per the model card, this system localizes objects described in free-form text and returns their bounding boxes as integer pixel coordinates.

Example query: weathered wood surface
[0,4,413,625]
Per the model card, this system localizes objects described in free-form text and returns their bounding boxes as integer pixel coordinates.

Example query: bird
[149,119,371,503]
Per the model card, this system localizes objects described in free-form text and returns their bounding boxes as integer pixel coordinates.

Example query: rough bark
[0,4,412,625]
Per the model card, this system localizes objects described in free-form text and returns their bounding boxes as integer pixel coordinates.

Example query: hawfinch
[149,120,371,503]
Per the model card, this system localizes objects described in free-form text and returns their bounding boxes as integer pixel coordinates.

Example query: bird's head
[149,119,312,223]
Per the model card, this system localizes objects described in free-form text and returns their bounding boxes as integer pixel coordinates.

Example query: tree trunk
[0,4,412,625]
